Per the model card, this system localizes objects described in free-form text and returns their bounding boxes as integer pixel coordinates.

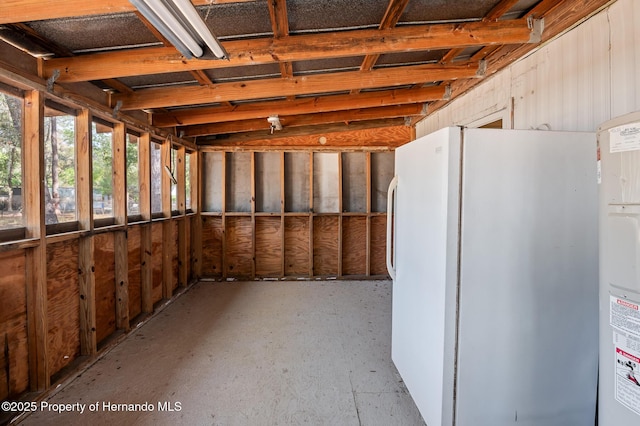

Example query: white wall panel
[417,0,636,138]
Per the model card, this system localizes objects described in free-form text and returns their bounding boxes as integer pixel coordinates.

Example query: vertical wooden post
[76,109,96,355]
[221,152,227,280]
[113,123,129,330]
[138,133,153,313]
[192,150,202,279]
[177,147,187,287]
[337,153,343,277]
[280,152,285,278]
[308,152,314,277]
[23,89,49,391]
[365,151,372,276]
[250,151,256,279]
[161,141,172,299]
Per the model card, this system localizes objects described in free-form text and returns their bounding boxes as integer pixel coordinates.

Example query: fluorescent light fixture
[130,0,228,60]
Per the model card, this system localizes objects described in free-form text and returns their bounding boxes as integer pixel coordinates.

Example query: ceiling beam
[182,103,425,136]
[43,19,538,83]
[199,120,411,149]
[113,62,480,110]
[484,0,520,21]
[0,0,254,24]
[153,85,448,127]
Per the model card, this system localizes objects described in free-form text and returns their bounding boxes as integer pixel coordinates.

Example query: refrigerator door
[597,112,640,426]
[389,127,462,426]
[455,129,599,426]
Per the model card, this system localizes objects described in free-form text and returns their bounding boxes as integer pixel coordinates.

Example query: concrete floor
[19,280,425,426]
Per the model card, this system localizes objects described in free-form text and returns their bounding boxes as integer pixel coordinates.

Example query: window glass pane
[92,121,113,220]
[126,133,140,215]
[185,152,191,210]
[171,147,178,212]
[0,91,23,230]
[44,108,76,224]
[151,141,162,214]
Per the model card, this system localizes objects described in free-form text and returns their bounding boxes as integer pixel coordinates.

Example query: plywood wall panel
[370,216,388,276]
[186,217,192,282]
[151,222,163,303]
[255,217,282,277]
[202,216,223,277]
[284,216,310,276]
[46,240,80,377]
[313,216,339,276]
[127,226,142,320]
[342,217,367,275]
[225,216,253,277]
[0,251,29,400]
[94,233,116,345]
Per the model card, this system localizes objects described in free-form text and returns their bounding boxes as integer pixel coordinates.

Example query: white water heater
[597,111,640,425]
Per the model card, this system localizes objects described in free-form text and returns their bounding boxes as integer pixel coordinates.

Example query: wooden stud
[192,151,202,279]
[138,133,153,313]
[23,89,49,391]
[221,152,227,280]
[280,152,285,278]
[365,152,371,276]
[161,141,172,299]
[112,123,129,330]
[176,147,187,286]
[250,152,256,279]
[308,152,313,277]
[337,153,343,277]
[76,109,92,231]
[78,236,96,356]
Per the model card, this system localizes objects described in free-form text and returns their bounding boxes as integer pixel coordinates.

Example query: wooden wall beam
[177,147,187,287]
[44,19,536,83]
[76,109,92,230]
[161,141,173,299]
[138,133,153,313]
[78,236,96,356]
[153,86,447,128]
[181,104,425,137]
[113,62,480,110]
[112,123,129,330]
[23,89,49,390]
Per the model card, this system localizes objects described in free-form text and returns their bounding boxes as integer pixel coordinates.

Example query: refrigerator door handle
[386,175,398,280]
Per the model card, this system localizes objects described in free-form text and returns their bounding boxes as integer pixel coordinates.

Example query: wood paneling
[225,217,253,278]
[0,251,29,400]
[370,216,388,276]
[313,216,339,276]
[172,220,179,291]
[342,217,367,275]
[94,233,115,345]
[202,216,223,277]
[284,217,310,276]
[46,240,80,377]
[127,226,142,320]
[255,217,282,277]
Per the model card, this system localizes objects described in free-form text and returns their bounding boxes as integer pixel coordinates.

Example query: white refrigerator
[597,111,640,425]
[386,127,599,426]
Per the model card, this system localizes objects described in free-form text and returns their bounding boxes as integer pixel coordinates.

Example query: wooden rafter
[0,0,255,24]
[484,0,521,21]
[182,104,425,136]
[358,0,410,75]
[114,62,480,110]
[43,19,538,83]
[153,85,448,127]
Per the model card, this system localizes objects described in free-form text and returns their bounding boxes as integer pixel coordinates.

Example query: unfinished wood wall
[200,150,394,279]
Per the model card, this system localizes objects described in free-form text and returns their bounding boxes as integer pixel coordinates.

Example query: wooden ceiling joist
[113,62,478,110]
[0,0,254,24]
[200,120,411,149]
[43,19,539,83]
[153,85,448,127]
[182,103,425,137]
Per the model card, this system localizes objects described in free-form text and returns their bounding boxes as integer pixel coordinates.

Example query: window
[92,119,114,222]
[44,102,76,226]
[150,140,162,215]
[0,89,23,231]
[126,132,140,216]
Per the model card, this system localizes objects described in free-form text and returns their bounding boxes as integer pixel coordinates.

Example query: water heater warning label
[611,296,640,415]
[615,346,640,416]
[609,122,640,153]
